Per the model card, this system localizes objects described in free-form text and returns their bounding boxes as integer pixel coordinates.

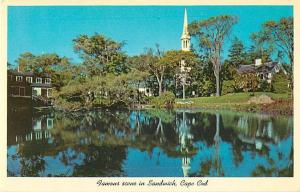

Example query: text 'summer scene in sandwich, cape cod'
[7,6,293,177]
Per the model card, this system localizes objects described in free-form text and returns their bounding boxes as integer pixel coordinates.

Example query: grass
[174,92,292,115]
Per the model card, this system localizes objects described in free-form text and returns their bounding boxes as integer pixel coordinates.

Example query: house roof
[237,61,280,74]
[237,65,256,74]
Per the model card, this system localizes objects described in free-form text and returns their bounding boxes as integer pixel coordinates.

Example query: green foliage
[16,52,75,90]
[150,91,175,108]
[221,60,239,80]
[228,37,247,67]
[197,79,215,97]
[259,80,272,92]
[146,108,174,123]
[222,80,235,95]
[271,72,290,93]
[252,17,293,66]
[188,58,216,97]
[160,50,199,71]
[189,15,238,96]
[232,72,259,94]
[54,71,149,110]
[73,33,128,76]
[246,44,272,64]
[162,50,200,97]
[222,38,248,81]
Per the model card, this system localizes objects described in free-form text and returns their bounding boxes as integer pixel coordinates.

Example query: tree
[189,15,238,96]
[271,71,290,93]
[17,52,64,74]
[54,70,151,109]
[189,55,216,97]
[142,45,169,96]
[252,17,293,66]
[16,52,74,90]
[234,72,259,95]
[17,52,36,72]
[7,62,13,69]
[73,33,127,76]
[227,37,247,67]
[245,44,272,64]
[159,50,199,98]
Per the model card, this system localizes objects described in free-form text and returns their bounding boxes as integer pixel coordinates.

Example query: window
[16,76,23,82]
[47,118,53,129]
[26,77,32,83]
[47,88,52,97]
[45,78,51,84]
[260,74,264,80]
[19,87,25,96]
[36,78,42,83]
[11,86,20,95]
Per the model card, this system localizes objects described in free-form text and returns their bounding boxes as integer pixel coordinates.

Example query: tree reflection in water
[7,108,293,177]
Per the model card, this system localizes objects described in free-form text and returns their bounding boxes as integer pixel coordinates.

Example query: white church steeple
[181,8,191,51]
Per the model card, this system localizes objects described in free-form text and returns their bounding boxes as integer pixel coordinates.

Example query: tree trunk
[183,82,186,100]
[215,73,220,97]
[156,74,164,96]
[158,80,162,96]
[212,54,221,97]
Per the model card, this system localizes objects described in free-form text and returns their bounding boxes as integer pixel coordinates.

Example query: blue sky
[8,6,293,66]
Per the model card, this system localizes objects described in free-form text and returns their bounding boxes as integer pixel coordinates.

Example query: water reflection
[7,108,293,177]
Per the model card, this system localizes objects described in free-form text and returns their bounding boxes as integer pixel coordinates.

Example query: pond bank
[49,92,293,116]
[173,92,293,116]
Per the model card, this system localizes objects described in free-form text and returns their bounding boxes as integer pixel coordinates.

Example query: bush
[54,97,82,111]
[271,72,290,93]
[259,80,272,92]
[150,91,175,108]
[222,80,235,95]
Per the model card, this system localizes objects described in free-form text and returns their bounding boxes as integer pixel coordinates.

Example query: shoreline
[30,92,293,116]
[41,101,292,117]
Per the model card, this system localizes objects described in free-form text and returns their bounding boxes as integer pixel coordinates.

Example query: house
[138,82,153,97]
[7,69,53,106]
[237,59,287,83]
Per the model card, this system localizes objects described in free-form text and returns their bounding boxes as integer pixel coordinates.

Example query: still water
[7,108,293,177]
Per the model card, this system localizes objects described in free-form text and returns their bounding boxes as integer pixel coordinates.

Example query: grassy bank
[174,92,293,115]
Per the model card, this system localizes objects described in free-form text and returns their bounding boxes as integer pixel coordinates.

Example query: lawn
[174,92,292,115]
[176,92,291,104]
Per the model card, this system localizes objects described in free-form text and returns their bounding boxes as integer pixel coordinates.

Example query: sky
[8,6,293,66]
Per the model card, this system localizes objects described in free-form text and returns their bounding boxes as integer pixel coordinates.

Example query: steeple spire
[182,8,189,36]
[181,8,191,51]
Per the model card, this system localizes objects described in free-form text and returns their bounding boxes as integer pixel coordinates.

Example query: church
[138,8,192,98]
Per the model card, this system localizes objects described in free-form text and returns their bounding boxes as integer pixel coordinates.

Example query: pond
[7,108,293,177]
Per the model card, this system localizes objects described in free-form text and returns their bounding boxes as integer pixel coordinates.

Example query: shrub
[54,97,82,111]
[259,80,272,92]
[271,72,290,93]
[222,80,235,95]
[150,91,175,108]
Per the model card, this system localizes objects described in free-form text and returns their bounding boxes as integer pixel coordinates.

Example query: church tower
[181,8,191,51]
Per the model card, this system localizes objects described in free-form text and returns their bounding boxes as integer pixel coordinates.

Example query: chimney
[17,66,20,72]
[255,59,262,66]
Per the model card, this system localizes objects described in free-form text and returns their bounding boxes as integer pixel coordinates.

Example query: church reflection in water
[7,108,293,177]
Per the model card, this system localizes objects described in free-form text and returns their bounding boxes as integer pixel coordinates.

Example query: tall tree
[228,37,247,67]
[160,50,199,97]
[189,15,238,96]
[251,17,293,66]
[246,44,272,64]
[222,37,247,80]
[16,52,74,89]
[142,45,170,96]
[73,33,127,76]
